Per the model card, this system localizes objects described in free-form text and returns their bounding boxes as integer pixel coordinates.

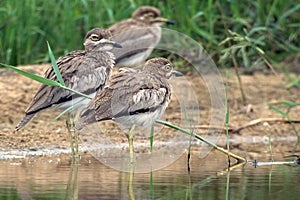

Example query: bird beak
[166,19,175,25]
[101,39,122,48]
[111,41,122,48]
[154,17,175,25]
[172,70,183,77]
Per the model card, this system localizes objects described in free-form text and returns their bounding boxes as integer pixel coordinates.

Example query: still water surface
[0,151,299,200]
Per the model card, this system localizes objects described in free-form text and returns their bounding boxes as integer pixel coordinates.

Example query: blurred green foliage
[0,0,299,69]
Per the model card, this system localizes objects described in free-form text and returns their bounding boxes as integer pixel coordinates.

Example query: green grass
[268,101,299,136]
[0,0,299,71]
[0,62,92,99]
[225,70,230,162]
[47,41,65,86]
[156,120,247,162]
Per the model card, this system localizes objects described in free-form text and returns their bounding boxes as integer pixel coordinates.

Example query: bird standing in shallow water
[76,57,183,162]
[15,28,121,157]
[108,6,175,67]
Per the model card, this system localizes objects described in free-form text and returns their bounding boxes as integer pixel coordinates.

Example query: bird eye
[164,64,171,71]
[90,34,100,41]
[145,13,154,18]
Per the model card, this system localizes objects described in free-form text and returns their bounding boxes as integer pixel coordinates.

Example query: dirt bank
[0,64,299,159]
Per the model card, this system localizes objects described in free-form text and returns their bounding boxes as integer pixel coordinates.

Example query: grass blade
[225,70,230,162]
[0,63,61,87]
[155,120,247,162]
[60,85,92,100]
[53,98,87,121]
[269,103,299,136]
[47,41,65,86]
[268,134,274,161]
[278,101,299,107]
[286,78,300,88]
[182,100,194,168]
[0,63,92,100]
[225,171,230,200]
[150,170,154,200]
[268,104,288,118]
[150,125,154,153]
[46,41,92,99]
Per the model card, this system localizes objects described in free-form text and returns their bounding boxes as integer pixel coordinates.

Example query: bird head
[132,6,175,26]
[84,28,122,51]
[144,57,183,79]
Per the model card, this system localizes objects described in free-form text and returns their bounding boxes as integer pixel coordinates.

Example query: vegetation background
[0,0,299,74]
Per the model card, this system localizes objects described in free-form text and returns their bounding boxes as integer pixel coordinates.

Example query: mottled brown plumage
[15,28,121,131]
[76,57,183,130]
[109,6,174,67]
[109,6,162,34]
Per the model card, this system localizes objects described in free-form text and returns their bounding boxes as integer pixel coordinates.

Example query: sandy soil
[0,64,299,159]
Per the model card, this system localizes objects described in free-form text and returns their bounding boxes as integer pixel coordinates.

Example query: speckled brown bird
[108,6,174,67]
[76,57,183,130]
[76,57,182,161]
[15,28,122,131]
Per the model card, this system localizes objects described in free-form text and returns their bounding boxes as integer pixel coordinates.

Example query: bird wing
[76,71,171,130]
[108,19,142,36]
[109,19,161,63]
[76,87,113,130]
[25,50,112,114]
[95,71,171,120]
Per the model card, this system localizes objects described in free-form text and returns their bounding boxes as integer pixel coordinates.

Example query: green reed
[0,63,91,100]
[0,0,299,73]
[268,101,300,137]
[225,70,230,162]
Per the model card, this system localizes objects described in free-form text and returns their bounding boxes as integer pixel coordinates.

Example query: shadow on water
[0,150,300,200]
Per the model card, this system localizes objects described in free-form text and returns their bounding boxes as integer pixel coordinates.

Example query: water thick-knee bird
[76,57,183,161]
[108,6,175,67]
[15,28,121,156]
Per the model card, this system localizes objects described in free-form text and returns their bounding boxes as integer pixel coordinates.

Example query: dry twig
[187,117,300,134]
[231,117,300,133]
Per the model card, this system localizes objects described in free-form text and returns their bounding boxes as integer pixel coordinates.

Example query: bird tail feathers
[15,113,36,131]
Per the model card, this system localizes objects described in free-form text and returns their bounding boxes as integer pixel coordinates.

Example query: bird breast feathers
[132,87,167,106]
